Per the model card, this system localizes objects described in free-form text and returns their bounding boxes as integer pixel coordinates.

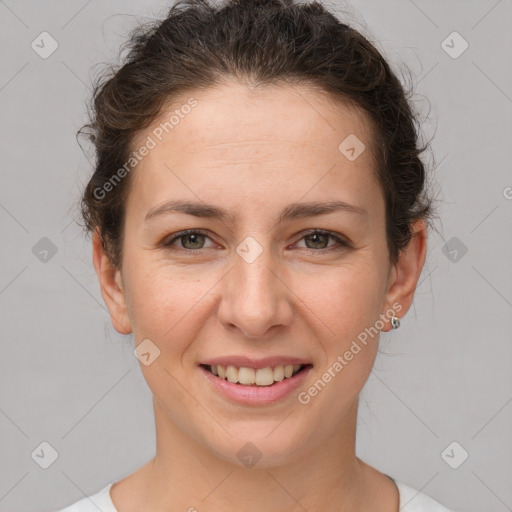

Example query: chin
[203,425,308,469]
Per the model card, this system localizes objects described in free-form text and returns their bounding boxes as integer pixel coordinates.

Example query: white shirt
[54,477,454,512]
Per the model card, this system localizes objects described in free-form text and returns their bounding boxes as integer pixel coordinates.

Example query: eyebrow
[144,199,367,224]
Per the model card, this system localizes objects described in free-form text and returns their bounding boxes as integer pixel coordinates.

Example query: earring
[390,316,400,329]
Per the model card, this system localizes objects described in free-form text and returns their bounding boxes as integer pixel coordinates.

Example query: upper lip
[200,356,312,369]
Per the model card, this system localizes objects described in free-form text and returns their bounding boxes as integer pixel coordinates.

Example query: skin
[93,80,427,512]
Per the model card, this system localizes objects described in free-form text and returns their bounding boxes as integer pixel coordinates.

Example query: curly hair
[77,0,436,270]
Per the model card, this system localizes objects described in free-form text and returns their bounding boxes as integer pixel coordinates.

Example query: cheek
[296,269,383,410]
[296,264,384,337]
[292,263,385,396]
[124,259,209,345]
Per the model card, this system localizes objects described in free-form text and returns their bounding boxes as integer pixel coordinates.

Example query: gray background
[0,0,511,511]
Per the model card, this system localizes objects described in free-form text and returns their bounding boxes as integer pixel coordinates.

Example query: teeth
[238,367,255,385]
[226,365,238,383]
[273,365,284,382]
[256,367,274,386]
[207,363,305,386]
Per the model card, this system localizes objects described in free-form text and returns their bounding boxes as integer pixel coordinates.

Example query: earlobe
[92,228,133,335]
[382,220,428,332]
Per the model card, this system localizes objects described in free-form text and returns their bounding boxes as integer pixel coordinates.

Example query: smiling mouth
[200,363,312,387]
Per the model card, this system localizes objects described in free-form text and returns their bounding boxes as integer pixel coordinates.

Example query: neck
[140,396,372,512]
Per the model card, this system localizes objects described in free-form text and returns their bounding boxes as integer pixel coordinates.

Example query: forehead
[141,80,375,158]
[127,80,382,220]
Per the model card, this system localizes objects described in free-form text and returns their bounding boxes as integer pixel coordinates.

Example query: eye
[162,229,352,253]
[162,229,215,251]
[294,230,352,252]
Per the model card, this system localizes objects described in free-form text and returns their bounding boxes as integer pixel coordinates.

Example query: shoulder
[394,480,454,512]
[52,482,117,512]
[52,478,456,512]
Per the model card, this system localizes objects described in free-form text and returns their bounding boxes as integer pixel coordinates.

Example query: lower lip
[199,364,313,405]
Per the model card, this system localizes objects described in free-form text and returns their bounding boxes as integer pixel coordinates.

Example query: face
[94,80,426,467]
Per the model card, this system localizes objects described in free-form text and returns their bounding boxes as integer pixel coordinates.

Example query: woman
[57,0,454,510]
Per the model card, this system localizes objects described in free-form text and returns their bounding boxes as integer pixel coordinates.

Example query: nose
[217,237,293,339]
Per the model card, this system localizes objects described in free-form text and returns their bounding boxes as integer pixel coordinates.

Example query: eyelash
[162,229,352,253]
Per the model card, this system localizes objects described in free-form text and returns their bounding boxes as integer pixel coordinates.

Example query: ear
[92,227,133,335]
[381,219,428,332]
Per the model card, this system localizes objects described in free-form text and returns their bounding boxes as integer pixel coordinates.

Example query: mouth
[199,363,313,387]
